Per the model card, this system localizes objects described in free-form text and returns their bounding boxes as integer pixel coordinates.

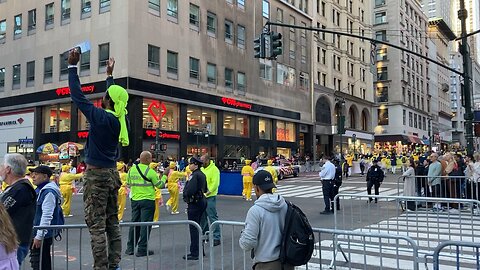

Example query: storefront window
[276,121,295,142]
[42,103,71,133]
[258,118,272,140]
[224,113,249,137]
[277,147,291,158]
[78,99,102,130]
[143,99,179,131]
[187,106,217,135]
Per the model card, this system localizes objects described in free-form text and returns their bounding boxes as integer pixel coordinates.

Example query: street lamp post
[428,118,432,152]
[337,99,346,160]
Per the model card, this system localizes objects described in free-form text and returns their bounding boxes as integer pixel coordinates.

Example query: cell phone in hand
[64,41,91,60]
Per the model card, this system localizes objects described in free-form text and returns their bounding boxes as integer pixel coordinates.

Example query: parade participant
[0,203,19,270]
[117,162,128,222]
[77,161,86,174]
[241,160,254,201]
[183,156,208,260]
[30,165,64,270]
[265,160,278,186]
[391,154,397,174]
[59,165,83,217]
[149,162,163,222]
[345,154,354,177]
[68,50,127,269]
[166,162,187,214]
[125,152,167,257]
[332,157,343,211]
[359,156,366,176]
[178,157,186,171]
[239,170,293,270]
[0,154,36,267]
[366,159,385,203]
[319,155,336,214]
[200,154,221,246]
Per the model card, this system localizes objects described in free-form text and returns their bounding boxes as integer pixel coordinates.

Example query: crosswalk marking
[274,184,404,199]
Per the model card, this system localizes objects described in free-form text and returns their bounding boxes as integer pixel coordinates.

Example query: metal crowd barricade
[396,175,480,203]
[208,220,250,270]
[432,241,480,270]
[31,220,204,270]
[334,194,480,268]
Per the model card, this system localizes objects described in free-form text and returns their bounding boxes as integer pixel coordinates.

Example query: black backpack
[279,200,315,267]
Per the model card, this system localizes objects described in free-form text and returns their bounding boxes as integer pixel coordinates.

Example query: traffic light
[254,33,266,59]
[269,31,283,59]
[337,115,346,135]
[160,143,167,152]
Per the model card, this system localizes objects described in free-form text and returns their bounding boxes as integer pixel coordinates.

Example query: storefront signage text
[221,97,252,110]
[56,85,95,96]
[77,131,89,139]
[145,130,180,140]
[0,117,24,126]
[147,101,167,122]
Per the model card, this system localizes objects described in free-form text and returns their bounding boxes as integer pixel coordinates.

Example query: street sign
[18,138,34,149]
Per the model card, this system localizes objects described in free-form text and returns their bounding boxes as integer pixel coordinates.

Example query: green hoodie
[201,160,220,198]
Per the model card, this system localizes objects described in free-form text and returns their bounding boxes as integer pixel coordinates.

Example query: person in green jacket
[200,154,221,246]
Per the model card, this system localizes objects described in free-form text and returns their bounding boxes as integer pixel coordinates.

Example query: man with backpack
[30,165,64,270]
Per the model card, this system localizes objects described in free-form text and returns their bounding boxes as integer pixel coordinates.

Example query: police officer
[366,159,385,203]
[183,156,208,260]
[332,158,343,211]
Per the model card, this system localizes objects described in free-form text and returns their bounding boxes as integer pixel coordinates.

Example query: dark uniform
[333,159,343,210]
[366,161,385,203]
[183,163,208,260]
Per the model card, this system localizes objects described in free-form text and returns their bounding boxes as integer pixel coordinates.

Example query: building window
[225,20,233,43]
[12,64,20,89]
[167,0,178,18]
[207,12,217,36]
[142,99,179,131]
[299,72,309,89]
[375,30,387,41]
[45,3,55,29]
[26,61,35,87]
[98,43,109,73]
[414,113,417,128]
[225,68,233,90]
[14,14,22,38]
[403,110,406,125]
[167,50,178,75]
[189,57,200,81]
[149,0,160,12]
[81,0,92,17]
[224,113,249,137]
[0,20,6,43]
[259,59,272,80]
[259,118,272,140]
[60,52,69,80]
[300,22,307,63]
[376,48,387,61]
[237,25,245,49]
[378,108,389,125]
[321,1,326,16]
[44,57,53,83]
[375,0,385,7]
[78,99,102,130]
[99,0,110,13]
[80,51,90,75]
[276,121,295,142]
[376,86,388,102]
[237,72,246,93]
[147,44,160,73]
[262,0,269,18]
[277,64,295,86]
[276,8,283,22]
[0,68,5,90]
[28,9,36,33]
[207,63,216,85]
[187,106,217,135]
[238,0,245,9]
[61,0,71,22]
[377,66,388,81]
[408,112,413,127]
[189,4,200,29]
[374,12,386,24]
[42,103,71,133]
[289,16,295,59]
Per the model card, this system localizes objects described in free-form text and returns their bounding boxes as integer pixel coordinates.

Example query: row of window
[0,0,110,43]
[402,109,428,131]
[316,0,365,23]
[259,60,310,90]
[0,43,109,90]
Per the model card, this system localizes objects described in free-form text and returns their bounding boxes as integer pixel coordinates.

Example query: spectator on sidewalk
[239,170,293,270]
[0,203,19,270]
[0,153,36,266]
[200,154,221,246]
[402,159,417,211]
[428,153,443,211]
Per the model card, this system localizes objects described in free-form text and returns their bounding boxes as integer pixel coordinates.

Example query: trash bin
[218,171,243,196]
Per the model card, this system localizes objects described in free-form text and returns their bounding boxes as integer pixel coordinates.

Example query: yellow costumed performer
[265,160,278,192]
[150,162,163,222]
[241,160,254,201]
[59,164,83,217]
[165,162,187,214]
[117,162,128,221]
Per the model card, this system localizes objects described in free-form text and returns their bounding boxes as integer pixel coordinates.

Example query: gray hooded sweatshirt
[239,193,288,263]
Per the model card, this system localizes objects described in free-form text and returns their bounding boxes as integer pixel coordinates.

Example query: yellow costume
[59,165,83,217]
[150,162,163,222]
[117,162,128,221]
[265,160,278,192]
[346,155,354,167]
[241,160,254,201]
[165,162,186,214]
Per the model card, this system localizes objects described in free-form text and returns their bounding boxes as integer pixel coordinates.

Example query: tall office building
[0,0,313,162]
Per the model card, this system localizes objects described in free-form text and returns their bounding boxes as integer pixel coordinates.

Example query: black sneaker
[136,250,154,257]
[183,254,199,260]
[213,239,221,246]
[320,210,332,215]
[125,250,134,256]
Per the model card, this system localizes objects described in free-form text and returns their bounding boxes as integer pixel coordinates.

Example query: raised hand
[106,57,115,76]
[68,49,80,66]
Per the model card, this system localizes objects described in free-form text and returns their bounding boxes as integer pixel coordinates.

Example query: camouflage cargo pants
[84,168,122,270]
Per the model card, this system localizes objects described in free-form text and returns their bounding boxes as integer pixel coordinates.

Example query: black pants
[127,199,155,254]
[367,180,381,202]
[333,184,340,210]
[187,199,207,257]
[322,180,335,211]
[30,237,53,270]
